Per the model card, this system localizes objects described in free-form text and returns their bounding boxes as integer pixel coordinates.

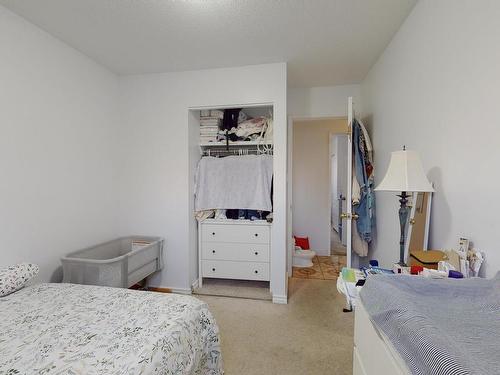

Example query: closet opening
[290,118,349,280]
[188,104,275,301]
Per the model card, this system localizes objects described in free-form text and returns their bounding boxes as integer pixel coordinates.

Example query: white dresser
[198,219,271,287]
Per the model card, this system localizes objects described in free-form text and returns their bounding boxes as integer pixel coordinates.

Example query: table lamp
[375,148,435,265]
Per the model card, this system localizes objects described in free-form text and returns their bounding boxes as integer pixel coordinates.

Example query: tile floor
[292,255,347,280]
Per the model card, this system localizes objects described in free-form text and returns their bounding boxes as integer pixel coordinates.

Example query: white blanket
[195,155,273,211]
[0,283,223,374]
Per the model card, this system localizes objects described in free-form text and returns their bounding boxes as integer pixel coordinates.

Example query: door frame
[287,115,350,275]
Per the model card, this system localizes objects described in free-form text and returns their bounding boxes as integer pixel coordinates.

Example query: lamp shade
[375,150,435,192]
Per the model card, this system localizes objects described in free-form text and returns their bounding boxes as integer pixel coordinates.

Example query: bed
[355,273,500,375]
[0,283,223,374]
[354,299,410,375]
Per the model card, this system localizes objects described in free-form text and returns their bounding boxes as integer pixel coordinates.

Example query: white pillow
[0,263,39,297]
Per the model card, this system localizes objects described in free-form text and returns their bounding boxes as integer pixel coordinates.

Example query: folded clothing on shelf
[229,117,268,139]
[200,116,221,143]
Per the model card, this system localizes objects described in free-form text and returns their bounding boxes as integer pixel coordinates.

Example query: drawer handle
[212,232,216,236]
[254,251,259,255]
[212,250,216,254]
[254,233,258,237]
[254,270,259,274]
[212,268,216,272]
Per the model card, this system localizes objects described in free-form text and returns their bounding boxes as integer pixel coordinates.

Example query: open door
[341,97,354,268]
[330,133,349,250]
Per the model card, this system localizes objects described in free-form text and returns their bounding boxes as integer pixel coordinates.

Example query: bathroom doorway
[290,118,349,280]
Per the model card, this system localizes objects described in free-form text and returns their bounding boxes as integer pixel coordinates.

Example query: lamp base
[397,191,410,266]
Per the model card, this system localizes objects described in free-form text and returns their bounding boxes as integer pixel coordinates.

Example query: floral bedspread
[0,283,223,374]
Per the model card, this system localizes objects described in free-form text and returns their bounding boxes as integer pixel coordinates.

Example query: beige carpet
[193,278,272,301]
[198,277,354,375]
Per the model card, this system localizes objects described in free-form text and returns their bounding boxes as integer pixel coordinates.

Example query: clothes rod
[201,149,273,157]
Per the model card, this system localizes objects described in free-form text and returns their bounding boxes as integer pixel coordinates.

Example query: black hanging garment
[222,108,241,141]
[225,209,239,219]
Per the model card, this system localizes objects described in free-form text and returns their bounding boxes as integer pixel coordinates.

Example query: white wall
[117,63,288,301]
[292,119,347,255]
[0,6,119,282]
[288,84,361,118]
[361,0,500,277]
[0,3,288,297]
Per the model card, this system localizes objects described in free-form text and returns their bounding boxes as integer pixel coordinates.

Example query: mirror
[404,190,433,263]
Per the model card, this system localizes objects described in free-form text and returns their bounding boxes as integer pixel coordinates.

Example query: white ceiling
[0,0,416,87]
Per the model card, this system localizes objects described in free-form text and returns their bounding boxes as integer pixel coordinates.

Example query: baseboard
[171,287,193,295]
[272,294,288,304]
[148,286,192,295]
[148,287,172,294]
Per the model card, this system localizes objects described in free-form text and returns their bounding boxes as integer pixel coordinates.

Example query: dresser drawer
[202,260,270,281]
[202,242,269,262]
[201,224,270,244]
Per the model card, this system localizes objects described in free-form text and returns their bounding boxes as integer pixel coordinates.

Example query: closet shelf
[200,140,273,147]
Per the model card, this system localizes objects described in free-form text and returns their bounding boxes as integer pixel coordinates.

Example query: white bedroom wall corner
[360,0,500,277]
[1,5,289,292]
[0,5,120,281]
[115,74,192,292]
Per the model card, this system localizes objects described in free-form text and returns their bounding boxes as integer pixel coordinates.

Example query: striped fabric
[360,273,500,375]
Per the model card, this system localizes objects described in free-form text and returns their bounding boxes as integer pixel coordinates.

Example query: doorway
[290,118,349,280]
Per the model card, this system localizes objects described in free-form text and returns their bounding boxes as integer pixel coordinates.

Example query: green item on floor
[341,267,357,283]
